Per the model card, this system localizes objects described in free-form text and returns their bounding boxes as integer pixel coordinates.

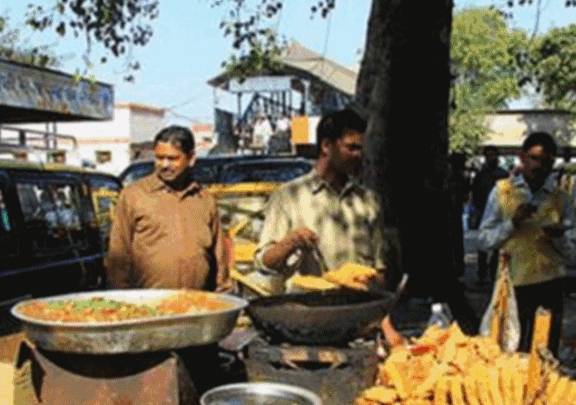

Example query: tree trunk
[357,0,455,297]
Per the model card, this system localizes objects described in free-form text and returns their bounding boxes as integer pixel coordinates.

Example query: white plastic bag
[479,254,521,352]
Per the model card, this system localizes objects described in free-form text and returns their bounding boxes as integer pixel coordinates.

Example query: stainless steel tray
[11,289,248,354]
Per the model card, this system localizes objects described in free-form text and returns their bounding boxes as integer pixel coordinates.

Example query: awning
[0,58,114,123]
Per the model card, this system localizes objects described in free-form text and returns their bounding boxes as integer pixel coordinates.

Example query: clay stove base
[12,341,197,405]
[244,339,379,404]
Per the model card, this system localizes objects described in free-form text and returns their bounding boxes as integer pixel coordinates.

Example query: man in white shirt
[478,132,576,355]
[252,114,273,153]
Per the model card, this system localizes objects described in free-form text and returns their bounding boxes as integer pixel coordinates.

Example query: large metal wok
[11,289,248,354]
[246,275,407,345]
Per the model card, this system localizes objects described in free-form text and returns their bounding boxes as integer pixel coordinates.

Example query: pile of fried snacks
[356,323,576,405]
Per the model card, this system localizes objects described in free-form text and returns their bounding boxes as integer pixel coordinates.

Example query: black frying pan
[246,275,408,345]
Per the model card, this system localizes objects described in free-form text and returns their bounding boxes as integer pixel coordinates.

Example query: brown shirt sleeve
[210,197,231,293]
[106,189,134,288]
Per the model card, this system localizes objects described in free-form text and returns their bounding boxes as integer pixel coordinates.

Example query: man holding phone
[478,132,576,355]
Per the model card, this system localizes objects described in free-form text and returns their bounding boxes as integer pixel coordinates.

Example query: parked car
[119,155,314,186]
[0,160,121,306]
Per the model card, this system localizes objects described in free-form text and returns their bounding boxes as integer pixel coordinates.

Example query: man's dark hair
[316,108,367,153]
[153,126,195,154]
[483,145,499,155]
[522,132,557,156]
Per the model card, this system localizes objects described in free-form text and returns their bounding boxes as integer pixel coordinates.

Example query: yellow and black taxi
[0,160,121,306]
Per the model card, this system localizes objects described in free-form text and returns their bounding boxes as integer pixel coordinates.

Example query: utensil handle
[230,269,271,297]
[311,245,329,272]
[388,273,409,309]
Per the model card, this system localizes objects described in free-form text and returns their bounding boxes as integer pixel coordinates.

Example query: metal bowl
[11,289,248,354]
[201,382,322,405]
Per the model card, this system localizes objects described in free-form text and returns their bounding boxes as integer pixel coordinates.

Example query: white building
[1,103,167,175]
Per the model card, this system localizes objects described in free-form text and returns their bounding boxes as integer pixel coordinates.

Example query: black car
[0,160,121,306]
[119,155,314,186]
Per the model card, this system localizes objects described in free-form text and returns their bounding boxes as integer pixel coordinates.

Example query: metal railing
[0,125,78,158]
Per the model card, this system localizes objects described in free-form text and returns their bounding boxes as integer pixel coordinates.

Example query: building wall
[127,105,166,144]
[484,111,575,149]
[0,104,166,175]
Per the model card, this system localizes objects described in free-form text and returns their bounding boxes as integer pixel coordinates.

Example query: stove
[243,336,379,404]
[12,341,207,405]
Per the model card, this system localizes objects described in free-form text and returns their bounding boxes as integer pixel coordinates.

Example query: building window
[49,151,66,164]
[95,151,112,164]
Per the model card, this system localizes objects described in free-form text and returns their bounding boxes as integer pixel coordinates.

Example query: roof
[115,103,165,115]
[208,41,358,96]
[0,58,114,124]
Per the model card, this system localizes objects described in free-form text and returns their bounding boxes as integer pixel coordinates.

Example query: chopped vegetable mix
[19,291,232,323]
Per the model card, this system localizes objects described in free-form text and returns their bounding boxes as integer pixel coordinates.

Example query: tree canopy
[531,24,576,112]
[449,7,528,154]
[0,16,59,67]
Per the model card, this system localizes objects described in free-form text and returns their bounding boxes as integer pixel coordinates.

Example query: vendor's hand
[285,227,319,251]
[355,272,386,292]
[512,203,537,228]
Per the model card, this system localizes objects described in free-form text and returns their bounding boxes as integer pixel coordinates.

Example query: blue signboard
[0,59,113,120]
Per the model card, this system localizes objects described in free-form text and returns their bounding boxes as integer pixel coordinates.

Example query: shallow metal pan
[246,274,408,345]
[11,289,248,354]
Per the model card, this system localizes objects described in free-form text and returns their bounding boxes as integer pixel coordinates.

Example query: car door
[6,169,100,298]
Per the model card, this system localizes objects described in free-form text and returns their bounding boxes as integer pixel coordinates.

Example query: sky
[1,0,575,124]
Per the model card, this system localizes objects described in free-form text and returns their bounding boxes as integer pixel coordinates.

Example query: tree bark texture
[357,0,456,297]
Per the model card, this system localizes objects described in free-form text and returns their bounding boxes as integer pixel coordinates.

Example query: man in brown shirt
[106,126,230,291]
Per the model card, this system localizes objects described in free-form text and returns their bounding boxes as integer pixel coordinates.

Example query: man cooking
[255,107,386,292]
[106,125,230,291]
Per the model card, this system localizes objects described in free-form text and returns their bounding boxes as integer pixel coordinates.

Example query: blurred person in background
[472,146,509,284]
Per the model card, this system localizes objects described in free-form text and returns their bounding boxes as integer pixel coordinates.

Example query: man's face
[154,141,195,183]
[520,144,554,188]
[326,130,363,177]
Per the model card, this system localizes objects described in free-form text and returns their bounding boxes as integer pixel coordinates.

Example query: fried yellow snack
[412,363,449,399]
[498,362,514,405]
[381,360,410,400]
[433,375,450,405]
[449,376,467,405]
[362,386,399,404]
[470,364,494,405]
[548,375,571,405]
[488,368,504,405]
[463,374,481,405]
[544,370,560,401]
[323,262,379,291]
[290,274,338,291]
[510,366,526,405]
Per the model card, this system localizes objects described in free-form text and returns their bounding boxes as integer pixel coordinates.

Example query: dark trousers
[477,249,499,281]
[514,278,564,356]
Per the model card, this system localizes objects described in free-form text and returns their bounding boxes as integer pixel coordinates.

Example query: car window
[121,162,154,186]
[0,184,17,260]
[15,177,90,257]
[220,161,313,184]
[191,160,222,184]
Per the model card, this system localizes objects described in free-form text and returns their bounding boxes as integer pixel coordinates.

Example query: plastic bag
[479,253,521,352]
